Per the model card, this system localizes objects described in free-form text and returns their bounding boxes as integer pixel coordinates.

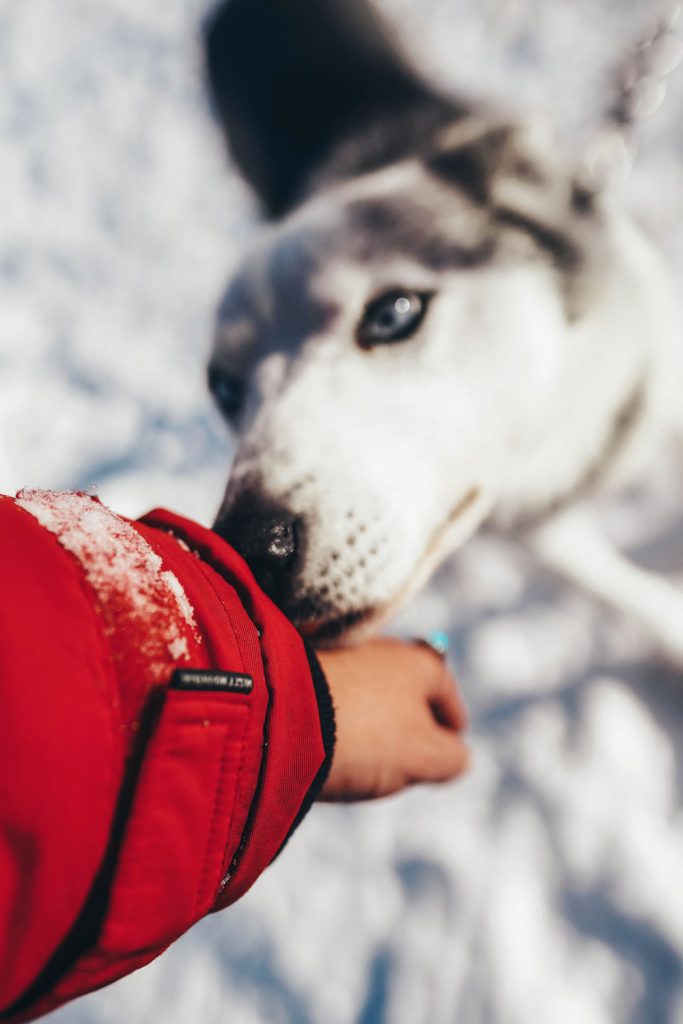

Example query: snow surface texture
[2,1,683,1022]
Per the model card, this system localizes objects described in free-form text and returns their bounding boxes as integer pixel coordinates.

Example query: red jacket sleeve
[0,491,335,1023]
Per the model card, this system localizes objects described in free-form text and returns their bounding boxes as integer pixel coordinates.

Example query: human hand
[316,637,470,801]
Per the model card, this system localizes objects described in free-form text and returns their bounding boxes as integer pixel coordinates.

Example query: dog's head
[205,0,611,643]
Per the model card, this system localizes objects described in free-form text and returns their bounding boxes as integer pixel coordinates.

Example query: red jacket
[0,491,334,1022]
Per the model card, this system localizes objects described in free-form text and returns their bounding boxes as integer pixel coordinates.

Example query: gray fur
[346,196,496,271]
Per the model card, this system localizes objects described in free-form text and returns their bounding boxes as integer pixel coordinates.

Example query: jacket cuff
[305,646,336,782]
[280,646,336,845]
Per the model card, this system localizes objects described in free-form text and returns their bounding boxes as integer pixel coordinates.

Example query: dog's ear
[203,0,448,217]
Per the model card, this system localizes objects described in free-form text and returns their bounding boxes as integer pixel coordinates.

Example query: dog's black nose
[214,495,301,581]
[225,513,297,569]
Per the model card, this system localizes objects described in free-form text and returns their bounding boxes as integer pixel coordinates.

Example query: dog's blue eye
[208,366,246,420]
[357,290,430,348]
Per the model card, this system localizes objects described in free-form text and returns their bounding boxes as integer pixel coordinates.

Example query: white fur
[217,140,683,655]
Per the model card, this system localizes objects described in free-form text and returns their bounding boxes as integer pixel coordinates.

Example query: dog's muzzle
[214,491,303,608]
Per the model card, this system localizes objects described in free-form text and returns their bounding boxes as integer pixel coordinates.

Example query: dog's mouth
[413,485,483,577]
[298,607,374,646]
[298,486,485,647]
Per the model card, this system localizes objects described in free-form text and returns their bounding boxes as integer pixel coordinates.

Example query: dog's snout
[214,495,301,578]
[230,514,298,569]
[258,517,297,566]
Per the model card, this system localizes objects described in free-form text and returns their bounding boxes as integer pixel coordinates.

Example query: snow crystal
[160,568,197,633]
[168,635,190,661]
[16,489,198,677]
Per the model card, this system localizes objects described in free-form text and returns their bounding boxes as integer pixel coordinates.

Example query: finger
[415,729,471,784]
[428,670,469,731]
[408,641,469,730]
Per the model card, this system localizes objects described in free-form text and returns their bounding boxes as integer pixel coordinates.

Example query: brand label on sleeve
[171,669,253,693]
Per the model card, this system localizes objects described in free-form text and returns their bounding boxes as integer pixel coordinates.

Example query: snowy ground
[2,1,683,1022]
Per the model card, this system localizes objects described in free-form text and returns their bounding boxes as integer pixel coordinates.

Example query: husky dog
[205,0,683,656]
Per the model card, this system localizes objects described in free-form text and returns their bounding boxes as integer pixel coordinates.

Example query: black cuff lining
[278,645,336,850]
[304,645,337,775]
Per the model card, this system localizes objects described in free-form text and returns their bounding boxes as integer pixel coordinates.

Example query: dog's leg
[526,507,683,666]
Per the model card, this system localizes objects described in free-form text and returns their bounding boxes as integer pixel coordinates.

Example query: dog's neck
[506,375,649,533]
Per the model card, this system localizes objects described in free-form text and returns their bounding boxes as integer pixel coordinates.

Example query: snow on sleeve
[16,489,200,681]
